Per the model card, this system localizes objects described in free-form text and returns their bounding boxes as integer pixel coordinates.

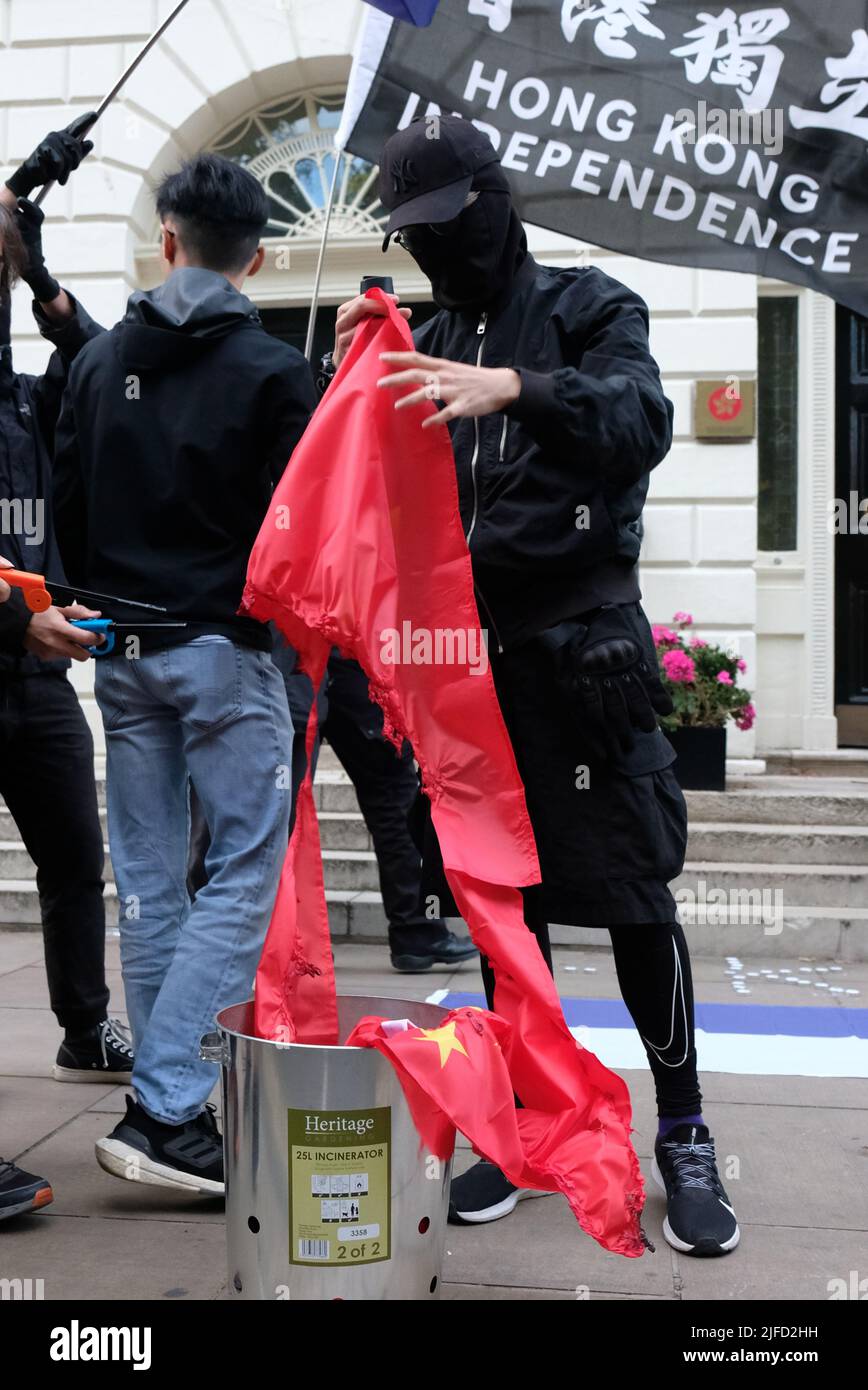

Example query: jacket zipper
[475,585,505,655]
[498,415,508,462]
[464,310,487,545]
[464,310,505,654]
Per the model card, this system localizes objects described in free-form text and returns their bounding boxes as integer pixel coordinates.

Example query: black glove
[5,113,96,199]
[540,604,674,761]
[15,199,60,303]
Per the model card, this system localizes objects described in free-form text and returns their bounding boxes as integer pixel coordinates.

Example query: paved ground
[1,931,866,1302]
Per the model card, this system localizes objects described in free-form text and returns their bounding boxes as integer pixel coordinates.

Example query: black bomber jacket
[412,255,674,651]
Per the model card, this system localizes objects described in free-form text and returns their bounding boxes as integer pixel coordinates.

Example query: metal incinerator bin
[201,995,454,1301]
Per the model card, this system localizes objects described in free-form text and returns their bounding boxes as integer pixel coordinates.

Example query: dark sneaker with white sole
[0,1158,53,1221]
[448,1158,552,1224]
[53,1017,134,1083]
[652,1123,740,1256]
[391,930,479,973]
[95,1095,224,1196]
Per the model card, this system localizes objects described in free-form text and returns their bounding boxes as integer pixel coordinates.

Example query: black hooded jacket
[52,268,317,650]
[0,295,104,675]
[412,254,674,651]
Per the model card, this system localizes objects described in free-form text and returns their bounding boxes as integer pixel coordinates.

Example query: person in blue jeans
[52,155,316,1195]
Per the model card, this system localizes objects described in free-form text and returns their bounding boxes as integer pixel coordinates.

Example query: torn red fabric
[345,1007,647,1255]
[241,290,646,1256]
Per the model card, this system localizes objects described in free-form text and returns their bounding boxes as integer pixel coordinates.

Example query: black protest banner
[341,0,868,314]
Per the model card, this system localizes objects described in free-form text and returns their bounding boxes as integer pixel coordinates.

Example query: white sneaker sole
[53,1064,132,1084]
[651,1156,740,1254]
[95,1137,224,1196]
[451,1185,554,1225]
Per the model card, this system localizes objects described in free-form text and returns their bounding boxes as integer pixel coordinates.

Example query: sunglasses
[394,190,479,250]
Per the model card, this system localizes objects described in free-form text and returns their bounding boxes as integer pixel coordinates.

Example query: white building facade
[1,0,844,761]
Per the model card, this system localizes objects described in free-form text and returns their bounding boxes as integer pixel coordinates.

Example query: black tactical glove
[539,604,674,761]
[15,199,60,303]
[5,113,96,199]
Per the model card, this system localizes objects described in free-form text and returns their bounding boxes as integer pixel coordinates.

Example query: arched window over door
[210,90,387,241]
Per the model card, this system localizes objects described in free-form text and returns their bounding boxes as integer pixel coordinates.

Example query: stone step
[765,749,868,778]
[687,822,868,864]
[326,890,387,940]
[313,770,364,815]
[0,814,373,863]
[0,880,118,926]
[316,744,343,772]
[0,809,109,842]
[687,786,868,827]
[4,877,864,959]
[0,878,384,941]
[673,860,868,913]
[317,812,372,852]
[321,849,380,893]
[0,842,113,882]
[6,784,868,857]
[314,770,868,830]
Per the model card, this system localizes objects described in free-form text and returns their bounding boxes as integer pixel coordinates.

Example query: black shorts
[419,602,688,928]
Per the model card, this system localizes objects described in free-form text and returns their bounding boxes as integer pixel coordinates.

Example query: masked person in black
[329,117,739,1258]
[0,122,134,1092]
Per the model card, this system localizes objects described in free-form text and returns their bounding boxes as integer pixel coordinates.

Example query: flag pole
[34,0,193,207]
[304,150,342,362]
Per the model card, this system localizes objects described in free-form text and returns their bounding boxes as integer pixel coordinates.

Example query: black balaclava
[0,292,14,398]
[401,164,527,314]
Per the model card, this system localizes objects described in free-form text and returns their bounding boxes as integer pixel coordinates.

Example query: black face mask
[401,191,526,313]
[0,293,14,399]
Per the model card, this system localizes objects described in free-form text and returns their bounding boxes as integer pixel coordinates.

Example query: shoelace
[100,1018,135,1062]
[661,1139,721,1193]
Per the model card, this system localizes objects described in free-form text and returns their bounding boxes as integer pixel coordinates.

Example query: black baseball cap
[379,115,502,250]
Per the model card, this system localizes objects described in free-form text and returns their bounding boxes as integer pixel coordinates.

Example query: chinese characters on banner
[342,0,868,314]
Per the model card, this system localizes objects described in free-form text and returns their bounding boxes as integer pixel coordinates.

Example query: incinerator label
[287,1107,391,1266]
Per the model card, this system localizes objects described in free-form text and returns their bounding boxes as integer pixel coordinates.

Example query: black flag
[340,0,868,314]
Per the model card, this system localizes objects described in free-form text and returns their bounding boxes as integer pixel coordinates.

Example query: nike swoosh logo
[719,1201,736,1217]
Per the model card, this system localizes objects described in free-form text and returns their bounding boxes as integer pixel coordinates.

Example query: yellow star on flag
[415,1021,469,1068]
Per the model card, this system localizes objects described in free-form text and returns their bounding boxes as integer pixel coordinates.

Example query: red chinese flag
[346,1006,646,1254]
[241,291,646,1256]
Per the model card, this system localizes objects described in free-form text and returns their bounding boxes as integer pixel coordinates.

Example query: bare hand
[0,555,12,603]
[24,602,104,662]
[333,293,412,369]
[378,351,521,428]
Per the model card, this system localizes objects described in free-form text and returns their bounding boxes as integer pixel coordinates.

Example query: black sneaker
[0,1158,53,1221]
[53,1017,134,1083]
[391,930,479,973]
[653,1123,740,1256]
[448,1158,552,1225]
[95,1095,224,1196]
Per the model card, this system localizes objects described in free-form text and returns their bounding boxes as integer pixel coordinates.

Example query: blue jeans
[94,637,292,1124]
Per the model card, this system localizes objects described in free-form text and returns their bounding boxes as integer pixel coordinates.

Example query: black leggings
[480,909,702,1118]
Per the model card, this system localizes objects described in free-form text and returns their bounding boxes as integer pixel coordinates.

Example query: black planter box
[665,726,727,791]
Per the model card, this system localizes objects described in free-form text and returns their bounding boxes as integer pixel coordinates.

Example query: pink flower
[653,625,680,647]
[717,671,734,685]
[737,658,747,673]
[735,703,756,732]
[662,649,696,683]
[690,637,708,649]
[673,611,693,626]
